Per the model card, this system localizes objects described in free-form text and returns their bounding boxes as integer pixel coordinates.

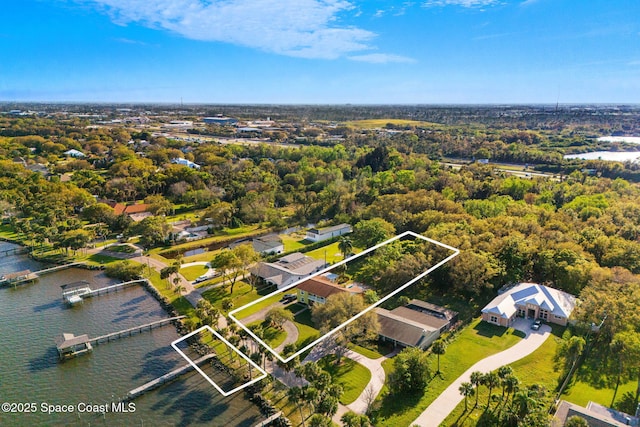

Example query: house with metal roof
[305,223,352,243]
[481,282,576,327]
[375,300,458,349]
[249,252,326,290]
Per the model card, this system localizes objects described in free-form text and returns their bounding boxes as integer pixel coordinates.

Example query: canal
[0,242,262,427]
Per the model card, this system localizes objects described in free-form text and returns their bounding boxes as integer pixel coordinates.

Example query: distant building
[203,117,238,125]
[64,149,86,158]
[249,252,326,290]
[305,223,352,243]
[112,203,152,222]
[171,157,201,169]
[481,283,576,327]
[376,300,458,349]
[230,235,284,255]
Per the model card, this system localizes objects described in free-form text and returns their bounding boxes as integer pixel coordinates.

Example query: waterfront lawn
[180,264,208,281]
[318,354,371,405]
[0,223,20,241]
[372,318,524,427]
[442,324,565,426]
[202,281,280,315]
[146,268,196,319]
[80,253,122,266]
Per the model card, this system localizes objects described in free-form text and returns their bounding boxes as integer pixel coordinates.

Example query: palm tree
[470,371,483,407]
[504,375,520,405]
[338,236,353,259]
[288,386,306,427]
[497,365,514,401]
[432,340,446,375]
[483,371,500,408]
[459,382,475,412]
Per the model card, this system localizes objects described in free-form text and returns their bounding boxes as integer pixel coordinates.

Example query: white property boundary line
[230,230,460,364]
[171,325,268,397]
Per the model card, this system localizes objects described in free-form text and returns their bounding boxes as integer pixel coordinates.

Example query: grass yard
[248,320,287,349]
[180,264,209,281]
[80,253,122,266]
[304,241,351,264]
[443,324,565,426]
[280,233,311,252]
[202,280,272,313]
[348,341,395,359]
[318,354,372,405]
[292,309,320,349]
[145,267,196,320]
[562,380,637,409]
[372,318,525,427]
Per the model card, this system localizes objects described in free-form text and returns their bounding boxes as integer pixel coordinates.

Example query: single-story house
[64,149,86,158]
[481,282,577,327]
[112,203,153,222]
[230,234,284,255]
[171,157,201,169]
[376,300,458,350]
[296,276,351,306]
[552,400,639,427]
[305,223,352,243]
[249,252,326,290]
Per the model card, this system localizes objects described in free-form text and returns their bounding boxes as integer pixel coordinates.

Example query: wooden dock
[84,279,147,298]
[127,354,216,400]
[3,262,85,287]
[56,316,186,359]
[89,316,186,345]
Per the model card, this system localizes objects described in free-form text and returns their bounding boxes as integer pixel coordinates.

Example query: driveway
[411,318,552,427]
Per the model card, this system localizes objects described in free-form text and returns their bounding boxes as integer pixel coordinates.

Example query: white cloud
[348,53,416,63]
[81,0,377,59]
[423,0,500,8]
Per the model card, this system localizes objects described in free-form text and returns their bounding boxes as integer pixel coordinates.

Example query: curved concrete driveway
[412,319,552,427]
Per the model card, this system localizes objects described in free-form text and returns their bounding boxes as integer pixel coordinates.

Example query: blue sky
[1,0,639,103]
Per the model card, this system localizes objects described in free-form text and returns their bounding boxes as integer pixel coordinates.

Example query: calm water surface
[0,242,262,427]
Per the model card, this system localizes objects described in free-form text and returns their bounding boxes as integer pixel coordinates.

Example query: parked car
[531,319,542,330]
[280,293,297,303]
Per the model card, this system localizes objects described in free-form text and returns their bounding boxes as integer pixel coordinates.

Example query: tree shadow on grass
[376,390,422,419]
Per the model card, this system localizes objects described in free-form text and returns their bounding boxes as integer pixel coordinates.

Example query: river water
[0,242,262,427]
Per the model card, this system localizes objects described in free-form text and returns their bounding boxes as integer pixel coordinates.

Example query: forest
[1,104,640,420]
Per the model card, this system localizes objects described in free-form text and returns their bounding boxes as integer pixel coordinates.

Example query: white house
[249,252,326,290]
[64,149,86,158]
[171,157,201,169]
[305,223,352,243]
[481,283,577,327]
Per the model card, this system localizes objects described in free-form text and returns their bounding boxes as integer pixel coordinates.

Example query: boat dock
[55,316,186,359]
[126,354,216,400]
[62,279,146,305]
[2,262,85,287]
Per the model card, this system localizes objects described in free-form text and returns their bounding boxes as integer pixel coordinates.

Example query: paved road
[411,318,552,427]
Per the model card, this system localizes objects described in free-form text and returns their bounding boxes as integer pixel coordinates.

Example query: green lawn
[373,318,525,427]
[202,280,262,312]
[294,316,320,350]
[145,267,196,320]
[280,233,311,252]
[180,264,209,281]
[318,354,372,405]
[79,253,122,266]
[248,320,287,349]
[305,241,348,264]
[348,341,395,360]
[562,380,637,409]
[443,324,565,426]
